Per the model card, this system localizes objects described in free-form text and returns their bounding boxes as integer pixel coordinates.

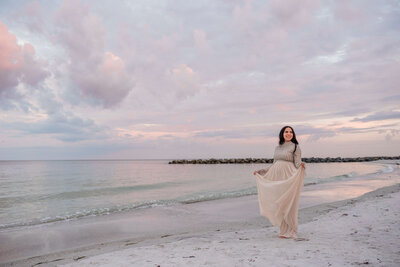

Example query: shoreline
[6,183,400,267]
[2,161,399,266]
[63,184,400,267]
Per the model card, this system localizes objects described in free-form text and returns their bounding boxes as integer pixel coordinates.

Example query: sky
[0,0,399,160]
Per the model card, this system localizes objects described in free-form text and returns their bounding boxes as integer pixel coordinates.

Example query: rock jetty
[168,156,400,164]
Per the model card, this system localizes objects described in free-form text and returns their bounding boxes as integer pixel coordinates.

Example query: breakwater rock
[169,156,400,164]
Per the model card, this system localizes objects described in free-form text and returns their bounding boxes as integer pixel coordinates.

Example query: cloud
[1,1,400,159]
[113,24,204,106]
[268,0,320,28]
[194,129,252,139]
[191,124,335,141]
[324,108,371,119]
[288,124,336,142]
[352,111,400,122]
[0,20,49,102]
[333,1,371,24]
[13,0,46,33]
[193,29,211,52]
[54,0,134,107]
[384,129,400,141]
[6,110,107,142]
[166,64,200,99]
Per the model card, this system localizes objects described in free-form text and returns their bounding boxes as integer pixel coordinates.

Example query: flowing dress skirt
[255,160,305,238]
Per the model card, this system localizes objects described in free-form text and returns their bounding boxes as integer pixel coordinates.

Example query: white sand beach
[3,161,400,267]
[60,187,400,267]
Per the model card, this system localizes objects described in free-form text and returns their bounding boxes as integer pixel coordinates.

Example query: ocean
[0,160,390,231]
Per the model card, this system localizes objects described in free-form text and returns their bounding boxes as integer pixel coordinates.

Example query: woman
[253,126,306,239]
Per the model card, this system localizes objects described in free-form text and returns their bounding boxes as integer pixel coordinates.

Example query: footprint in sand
[294,237,309,242]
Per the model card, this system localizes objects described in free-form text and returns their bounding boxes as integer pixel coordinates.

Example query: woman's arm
[253,165,272,175]
[294,145,303,169]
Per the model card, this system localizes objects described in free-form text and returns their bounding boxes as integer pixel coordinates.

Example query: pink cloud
[0,21,48,99]
[0,22,23,71]
[166,64,200,99]
[113,21,205,105]
[103,52,124,73]
[279,88,297,97]
[54,0,134,107]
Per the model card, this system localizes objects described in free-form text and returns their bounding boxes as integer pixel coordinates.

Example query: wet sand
[61,184,400,267]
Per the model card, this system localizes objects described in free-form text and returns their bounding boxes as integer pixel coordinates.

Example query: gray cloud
[6,111,107,142]
[2,83,108,142]
[352,111,400,122]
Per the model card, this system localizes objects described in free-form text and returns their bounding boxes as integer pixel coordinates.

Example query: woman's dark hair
[279,126,299,147]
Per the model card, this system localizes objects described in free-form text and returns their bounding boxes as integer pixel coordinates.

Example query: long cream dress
[255,141,305,238]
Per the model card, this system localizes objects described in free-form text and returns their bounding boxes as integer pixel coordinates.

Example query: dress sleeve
[272,146,278,163]
[294,145,302,168]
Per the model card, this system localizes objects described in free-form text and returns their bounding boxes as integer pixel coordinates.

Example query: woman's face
[283,127,293,142]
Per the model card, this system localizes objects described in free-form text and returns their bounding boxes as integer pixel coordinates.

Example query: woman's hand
[254,169,267,175]
[300,162,306,169]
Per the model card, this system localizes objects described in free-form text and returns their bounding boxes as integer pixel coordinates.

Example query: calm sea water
[0,160,389,230]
